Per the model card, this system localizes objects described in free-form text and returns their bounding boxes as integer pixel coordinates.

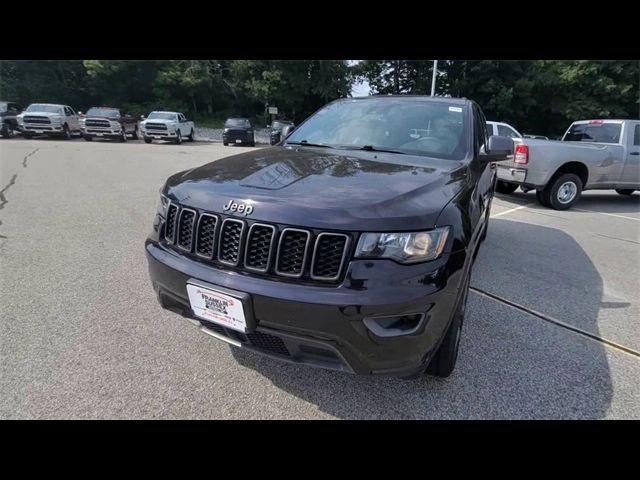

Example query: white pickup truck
[17,103,82,139]
[495,119,640,209]
[140,111,195,144]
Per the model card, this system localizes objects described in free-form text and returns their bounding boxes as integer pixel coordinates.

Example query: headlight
[355,227,450,264]
[79,118,86,126]
[50,116,62,124]
[224,128,229,133]
[156,191,169,217]
[110,121,121,130]
[17,116,24,125]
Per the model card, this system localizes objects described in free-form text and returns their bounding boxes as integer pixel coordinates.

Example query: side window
[64,107,74,116]
[473,107,488,154]
[179,114,185,122]
[498,124,519,138]
[486,123,494,136]
[634,124,640,146]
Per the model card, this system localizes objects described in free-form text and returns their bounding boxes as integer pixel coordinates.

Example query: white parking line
[573,208,640,222]
[491,203,536,218]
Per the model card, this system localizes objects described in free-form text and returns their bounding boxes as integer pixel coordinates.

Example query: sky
[348,60,370,97]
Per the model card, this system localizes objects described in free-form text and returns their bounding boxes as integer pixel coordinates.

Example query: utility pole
[431,60,438,96]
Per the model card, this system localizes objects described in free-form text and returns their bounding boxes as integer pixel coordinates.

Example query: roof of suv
[350,95,469,105]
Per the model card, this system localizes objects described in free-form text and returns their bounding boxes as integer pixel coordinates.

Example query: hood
[21,111,63,118]
[144,118,176,125]
[85,115,119,121]
[165,146,468,231]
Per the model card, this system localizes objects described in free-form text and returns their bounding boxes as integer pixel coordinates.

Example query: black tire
[249,141,256,147]
[542,173,583,210]
[223,142,228,146]
[188,129,195,142]
[175,130,182,144]
[119,128,127,143]
[536,189,550,207]
[1,123,13,138]
[132,125,139,140]
[62,124,71,140]
[426,269,469,378]
[616,189,636,196]
[144,137,153,144]
[495,180,519,194]
[23,133,33,139]
[83,135,93,142]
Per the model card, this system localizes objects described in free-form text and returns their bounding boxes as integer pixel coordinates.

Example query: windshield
[225,118,251,128]
[147,112,177,120]
[87,107,120,118]
[0,103,7,113]
[285,98,469,160]
[26,104,63,114]
[564,122,622,144]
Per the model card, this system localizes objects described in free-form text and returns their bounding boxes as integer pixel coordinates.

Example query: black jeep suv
[145,96,513,378]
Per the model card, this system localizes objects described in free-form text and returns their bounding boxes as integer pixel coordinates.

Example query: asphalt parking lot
[1,137,639,419]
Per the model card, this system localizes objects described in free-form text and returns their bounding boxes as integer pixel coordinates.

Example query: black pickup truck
[145,96,514,378]
[0,101,23,138]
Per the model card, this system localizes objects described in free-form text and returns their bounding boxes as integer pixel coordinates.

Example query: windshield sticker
[449,107,462,113]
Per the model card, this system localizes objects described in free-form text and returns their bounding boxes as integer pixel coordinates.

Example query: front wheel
[119,128,127,142]
[23,133,33,139]
[188,129,195,142]
[541,173,583,210]
[144,137,153,144]
[83,135,93,142]
[616,189,636,196]
[495,180,519,194]
[62,124,71,140]
[175,130,182,144]
[131,125,139,140]
[1,123,13,138]
[223,141,228,146]
[426,269,469,378]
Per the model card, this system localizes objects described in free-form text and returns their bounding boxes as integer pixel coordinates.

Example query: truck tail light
[589,120,604,125]
[514,144,529,164]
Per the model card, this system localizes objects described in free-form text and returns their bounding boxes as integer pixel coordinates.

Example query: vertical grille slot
[244,223,276,273]
[164,204,179,244]
[218,219,246,266]
[311,233,350,281]
[275,228,310,278]
[177,208,196,252]
[195,214,218,259]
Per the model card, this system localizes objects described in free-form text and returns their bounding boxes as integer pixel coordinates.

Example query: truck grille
[24,116,51,124]
[163,202,351,283]
[85,118,111,128]
[146,122,167,131]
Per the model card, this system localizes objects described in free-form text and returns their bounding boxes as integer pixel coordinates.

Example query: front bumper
[21,124,64,134]
[143,130,177,139]
[83,127,122,138]
[145,238,467,376]
[223,132,254,144]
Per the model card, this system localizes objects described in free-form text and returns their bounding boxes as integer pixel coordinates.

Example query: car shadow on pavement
[230,218,614,419]
[499,189,640,215]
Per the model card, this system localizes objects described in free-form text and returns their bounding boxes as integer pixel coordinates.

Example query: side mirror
[482,135,514,162]
[281,125,296,139]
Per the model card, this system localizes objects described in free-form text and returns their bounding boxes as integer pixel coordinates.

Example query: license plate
[35,130,43,134]
[154,135,161,139]
[186,283,247,332]
[97,133,104,137]
[235,139,242,143]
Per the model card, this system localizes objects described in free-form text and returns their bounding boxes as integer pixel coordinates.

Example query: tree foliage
[1,59,637,135]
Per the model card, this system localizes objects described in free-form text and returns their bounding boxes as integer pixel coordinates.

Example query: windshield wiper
[346,145,407,155]
[286,140,336,149]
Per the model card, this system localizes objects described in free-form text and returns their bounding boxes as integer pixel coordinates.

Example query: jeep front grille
[162,202,352,283]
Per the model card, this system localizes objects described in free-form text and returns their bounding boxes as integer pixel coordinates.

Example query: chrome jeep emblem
[223,200,254,216]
